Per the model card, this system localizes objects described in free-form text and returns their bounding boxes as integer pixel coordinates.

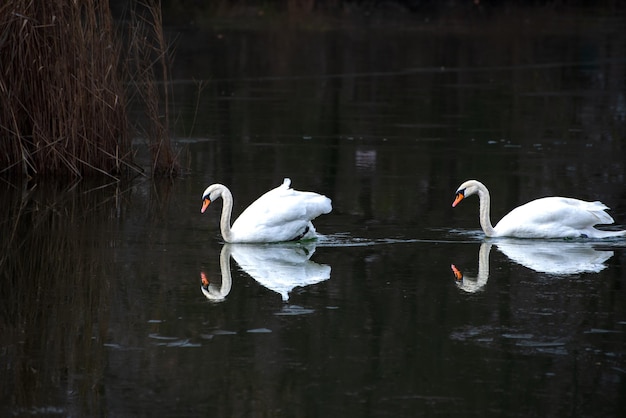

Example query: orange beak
[452,192,464,208]
[451,264,463,281]
[201,198,211,213]
[201,271,209,287]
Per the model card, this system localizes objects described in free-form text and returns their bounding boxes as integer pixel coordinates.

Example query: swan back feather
[202,178,332,243]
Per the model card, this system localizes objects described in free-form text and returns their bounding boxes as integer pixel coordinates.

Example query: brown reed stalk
[0,0,177,179]
[125,0,180,177]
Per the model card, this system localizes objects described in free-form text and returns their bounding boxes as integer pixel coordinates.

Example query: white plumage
[452,179,626,239]
[201,178,332,243]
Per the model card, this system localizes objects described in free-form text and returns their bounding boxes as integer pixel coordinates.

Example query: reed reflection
[451,240,614,292]
[0,180,121,417]
[201,242,331,302]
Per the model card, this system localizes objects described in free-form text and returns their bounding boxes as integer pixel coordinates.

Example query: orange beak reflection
[452,192,464,208]
[201,198,211,213]
[450,264,463,281]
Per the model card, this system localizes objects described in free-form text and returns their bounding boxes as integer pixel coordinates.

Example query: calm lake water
[2,6,626,417]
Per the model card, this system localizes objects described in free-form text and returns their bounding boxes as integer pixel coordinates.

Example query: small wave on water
[446,228,487,241]
[443,228,626,247]
[316,229,484,247]
[315,232,423,247]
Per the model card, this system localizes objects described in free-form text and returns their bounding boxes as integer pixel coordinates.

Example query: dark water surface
[2,8,626,417]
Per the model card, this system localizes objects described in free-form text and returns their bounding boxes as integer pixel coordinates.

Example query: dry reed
[0,0,178,179]
[124,0,179,177]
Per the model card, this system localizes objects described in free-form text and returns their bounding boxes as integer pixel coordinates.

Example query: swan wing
[230,179,332,242]
[494,197,617,238]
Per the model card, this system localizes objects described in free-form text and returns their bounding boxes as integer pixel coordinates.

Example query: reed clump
[0,0,178,179]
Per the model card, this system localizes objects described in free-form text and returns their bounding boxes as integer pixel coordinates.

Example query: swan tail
[593,211,615,225]
[318,196,332,215]
[587,201,615,224]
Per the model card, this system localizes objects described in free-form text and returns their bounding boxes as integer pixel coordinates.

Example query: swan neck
[219,187,235,243]
[477,186,496,237]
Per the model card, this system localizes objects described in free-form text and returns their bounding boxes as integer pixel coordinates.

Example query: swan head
[452,180,485,207]
[201,184,226,213]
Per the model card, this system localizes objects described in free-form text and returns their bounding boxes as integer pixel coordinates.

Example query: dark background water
[2,4,626,417]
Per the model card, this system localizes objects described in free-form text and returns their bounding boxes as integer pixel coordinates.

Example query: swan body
[452,180,626,239]
[201,178,332,243]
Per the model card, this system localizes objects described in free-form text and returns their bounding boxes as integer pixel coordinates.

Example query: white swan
[201,178,332,243]
[452,180,626,239]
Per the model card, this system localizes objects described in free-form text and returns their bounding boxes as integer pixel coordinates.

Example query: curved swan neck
[476,184,497,237]
[218,186,235,243]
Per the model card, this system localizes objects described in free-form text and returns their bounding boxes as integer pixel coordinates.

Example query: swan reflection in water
[451,243,493,293]
[201,242,331,302]
[451,240,614,293]
[200,246,232,302]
